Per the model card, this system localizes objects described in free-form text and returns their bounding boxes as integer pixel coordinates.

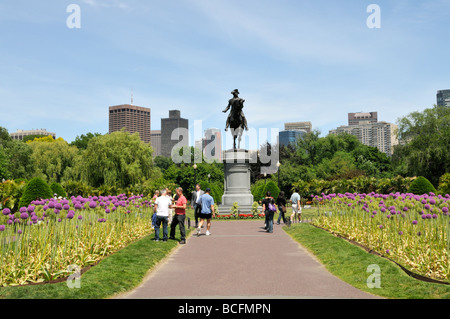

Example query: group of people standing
[152,184,216,244]
[151,185,302,241]
[261,188,302,233]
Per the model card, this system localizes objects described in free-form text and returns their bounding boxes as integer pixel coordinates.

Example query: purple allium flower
[63,204,70,211]
[89,201,97,209]
[0,225,5,231]
[386,249,390,254]
[381,207,386,213]
[77,215,83,220]
[430,198,436,205]
[66,213,74,220]
[422,214,427,220]
[20,212,29,220]
[48,201,55,209]
[432,214,438,219]
[2,208,11,215]
[105,208,110,214]
[27,205,35,213]
[442,207,449,214]
[7,219,13,225]
[398,231,403,235]
[74,203,82,210]
[379,225,384,229]
[372,211,377,215]
[58,218,62,222]
[403,207,408,212]
[412,220,418,225]
[19,207,27,213]
[17,229,22,234]
[424,204,431,210]
[426,214,432,219]
[31,215,38,222]
[43,205,49,211]
[55,203,62,210]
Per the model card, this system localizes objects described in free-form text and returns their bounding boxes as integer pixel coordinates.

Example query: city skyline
[1,1,449,143]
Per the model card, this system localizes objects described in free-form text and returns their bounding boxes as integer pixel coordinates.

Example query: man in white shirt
[153,189,172,242]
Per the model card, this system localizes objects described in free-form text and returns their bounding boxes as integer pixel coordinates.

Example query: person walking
[153,189,172,242]
[191,184,204,228]
[170,187,187,244]
[276,191,287,225]
[290,188,302,223]
[196,188,215,236]
[262,192,276,233]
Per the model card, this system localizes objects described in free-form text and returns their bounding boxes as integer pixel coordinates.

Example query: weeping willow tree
[80,130,156,189]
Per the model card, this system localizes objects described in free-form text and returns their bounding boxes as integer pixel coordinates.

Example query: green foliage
[18,177,53,208]
[262,180,280,200]
[393,105,450,186]
[230,202,239,215]
[438,173,450,195]
[28,139,79,183]
[70,132,102,150]
[80,130,154,189]
[0,146,10,180]
[3,140,34,180]
[251,201,259,216]
[50,182,67,198]
[251,180,266,203]
[0,180,26,212]
[407,176,437,195]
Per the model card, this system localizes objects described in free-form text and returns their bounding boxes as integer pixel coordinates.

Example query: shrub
[18,177,53,208]
[198,180,223,204]
[263,180,280,200]
[50,182,67,198]
[407,176,437,195]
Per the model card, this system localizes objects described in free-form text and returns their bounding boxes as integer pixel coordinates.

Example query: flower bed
[311,192,450,282]
[0,194,153,286]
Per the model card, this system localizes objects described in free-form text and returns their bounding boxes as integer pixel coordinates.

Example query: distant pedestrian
[276,191,287,225]
[170,187,187,244]
[153,189,172,242]
[262,192,276,233]
[191,184,204,228]
[290,188,302,223]
[166,189,173,225]
[196,188,215,236]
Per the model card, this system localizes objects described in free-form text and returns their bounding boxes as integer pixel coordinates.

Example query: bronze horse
[223,89,249,150]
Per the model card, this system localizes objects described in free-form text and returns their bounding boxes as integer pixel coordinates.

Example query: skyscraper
[150,130,161,157]
[437,90,450,107]
[160,110,189,158]
[279,130,306,147]
[109,104,151,143]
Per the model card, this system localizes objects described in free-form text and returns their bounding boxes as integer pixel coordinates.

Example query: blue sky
[0,0,449,145]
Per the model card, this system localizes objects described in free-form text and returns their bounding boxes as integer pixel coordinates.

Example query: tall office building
[10,129,56,140]
[348,112,378,126]
[284,122,312,133]
[329,121,398,156]
[279,130,306,147]
[109,104,151,143]
[160,110,189,158]
[150,130,161,157]
[437,89,450,107]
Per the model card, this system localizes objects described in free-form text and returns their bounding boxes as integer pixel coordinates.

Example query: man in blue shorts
[197,188,215,236]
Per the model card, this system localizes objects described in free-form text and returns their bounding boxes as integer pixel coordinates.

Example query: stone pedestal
[219,149,254,214]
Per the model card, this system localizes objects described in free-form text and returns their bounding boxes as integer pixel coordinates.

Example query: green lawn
[284,223,450,299]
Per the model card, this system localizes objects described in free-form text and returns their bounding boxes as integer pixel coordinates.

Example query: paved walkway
[116,221,380,299]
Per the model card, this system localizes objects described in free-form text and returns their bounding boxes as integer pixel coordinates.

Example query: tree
[50,182,67,198]
[393,105,450,186]
[407,176,437,195]
[70,132,102,150]
[80,130,155,188]
[4,140,35,180]
[28,139,79,183]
